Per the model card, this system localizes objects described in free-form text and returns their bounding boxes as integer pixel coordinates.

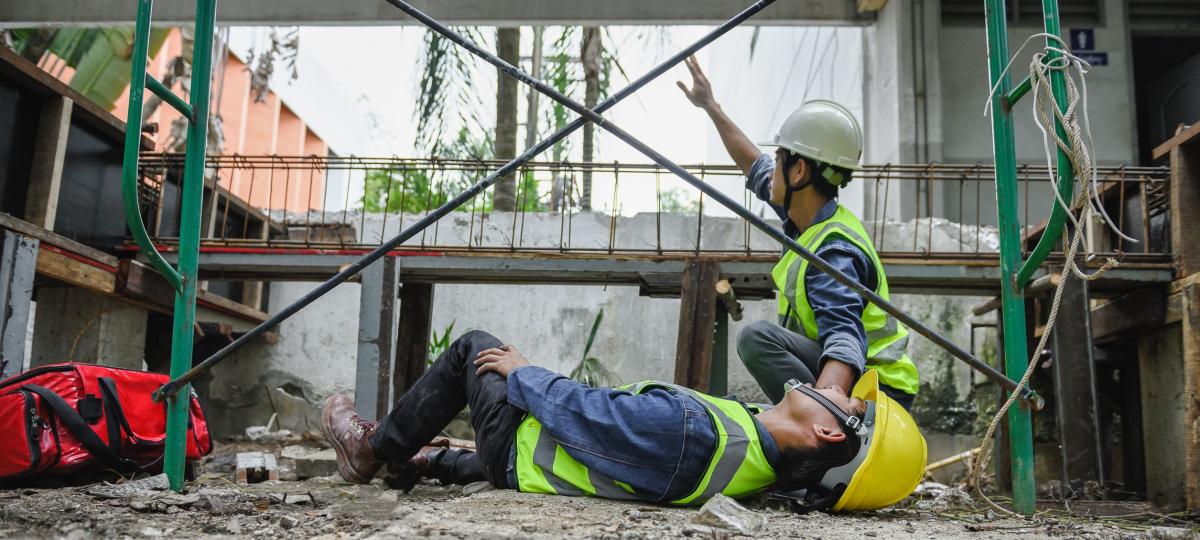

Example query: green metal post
[121,0,183,291]
[163,0,217,491]
[982,0,1037,515]
[1015,0,1077,287]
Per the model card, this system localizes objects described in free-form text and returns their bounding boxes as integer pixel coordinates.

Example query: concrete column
[0,231,38,378]
[394,282,434,400]
[1050,271,1105,488]
[25,96,72,230]
[356,256,399,421]
[30,287,147,370]
[861,0,942,225]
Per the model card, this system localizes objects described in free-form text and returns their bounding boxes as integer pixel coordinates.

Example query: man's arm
[804,240,878,395]
[677,56,759,175]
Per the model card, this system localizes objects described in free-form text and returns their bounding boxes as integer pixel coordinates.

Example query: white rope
[968,33,1122,516]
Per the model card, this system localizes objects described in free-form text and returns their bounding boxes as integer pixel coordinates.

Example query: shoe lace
[348,415,376,437]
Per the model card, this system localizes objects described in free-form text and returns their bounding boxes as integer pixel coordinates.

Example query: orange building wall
[94,29,328,214]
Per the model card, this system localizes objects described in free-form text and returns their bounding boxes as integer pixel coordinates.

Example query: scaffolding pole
[120,0,217,491]
[983,0,1075,515]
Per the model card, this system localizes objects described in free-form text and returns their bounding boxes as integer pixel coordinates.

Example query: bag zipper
[19,390,43,472]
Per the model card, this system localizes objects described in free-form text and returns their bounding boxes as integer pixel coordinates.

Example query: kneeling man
[322,330,925,511]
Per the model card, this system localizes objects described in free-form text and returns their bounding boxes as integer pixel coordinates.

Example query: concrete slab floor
[0,441,1192,539]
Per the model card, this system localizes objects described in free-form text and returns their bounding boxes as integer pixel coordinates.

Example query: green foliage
[658,188,700,213]
[415,27,491,156]
[9,27,170,110]
[427,321,456,367]
[569,309,618,388]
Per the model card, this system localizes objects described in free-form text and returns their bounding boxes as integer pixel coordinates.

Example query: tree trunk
[493,27,520,212]
[580,27,601,212]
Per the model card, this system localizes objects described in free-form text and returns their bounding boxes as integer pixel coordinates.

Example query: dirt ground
[1,440,1196,539]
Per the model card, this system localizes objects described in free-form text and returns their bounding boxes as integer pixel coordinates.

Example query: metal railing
[135,153,1172,264]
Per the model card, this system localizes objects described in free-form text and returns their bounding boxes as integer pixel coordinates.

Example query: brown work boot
[320,394,382,484]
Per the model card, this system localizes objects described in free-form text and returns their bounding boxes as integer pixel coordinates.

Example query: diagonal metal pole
[389,0,1043,409]
[152,0,778,402]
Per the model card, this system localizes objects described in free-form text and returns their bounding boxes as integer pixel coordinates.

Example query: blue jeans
[736,320,915,410]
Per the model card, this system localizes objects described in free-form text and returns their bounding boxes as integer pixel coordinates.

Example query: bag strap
[21,384,140,472]
[97,378,124,455]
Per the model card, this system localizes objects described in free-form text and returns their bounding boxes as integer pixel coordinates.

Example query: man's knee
[457,329,503,350]
[736,320,781,365]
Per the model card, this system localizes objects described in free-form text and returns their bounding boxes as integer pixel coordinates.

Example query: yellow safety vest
[771,204,920,395]
[512,381,776,504]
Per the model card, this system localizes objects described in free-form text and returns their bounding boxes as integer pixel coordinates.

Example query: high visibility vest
[771,204,920,395]
[512,381,776,504]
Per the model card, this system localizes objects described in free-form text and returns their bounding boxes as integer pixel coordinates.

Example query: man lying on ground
[321,330,926,511]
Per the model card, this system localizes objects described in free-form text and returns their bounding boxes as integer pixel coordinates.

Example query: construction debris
[236,451,279,484]
[84,473,170,499]
[280,445,339,479]
[691,493,765,534]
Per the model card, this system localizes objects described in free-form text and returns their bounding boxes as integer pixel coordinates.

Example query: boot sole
[320,398,372,484]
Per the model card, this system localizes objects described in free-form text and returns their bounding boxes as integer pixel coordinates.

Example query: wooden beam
[35,245,116,293]
[674,260,719,391]
[1181,279,1200,511]
[1090,286,1167,343]
[0,212,117,267]
[394,282,435,399]
[1152,122,1200,161]
[1167,124,1200,276]
[25,96,72,230]
[116,259,269,323]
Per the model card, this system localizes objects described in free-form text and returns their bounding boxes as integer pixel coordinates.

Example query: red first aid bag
[0,363,212,481]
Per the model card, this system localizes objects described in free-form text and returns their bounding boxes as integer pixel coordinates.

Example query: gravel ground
[0,441,1194,539]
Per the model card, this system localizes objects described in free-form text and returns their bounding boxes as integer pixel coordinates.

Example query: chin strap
[780,153,813,216]
[768,484,849,514]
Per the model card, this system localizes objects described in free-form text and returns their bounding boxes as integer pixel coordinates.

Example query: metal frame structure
[120,0,216,491]
[119,0,1065,511]
[982,0,1077,515]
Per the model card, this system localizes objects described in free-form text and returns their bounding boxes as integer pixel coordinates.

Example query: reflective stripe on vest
[770,204,920,395]
[513,381,775,504]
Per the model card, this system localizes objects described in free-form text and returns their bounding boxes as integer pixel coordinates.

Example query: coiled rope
[969,34,1128,516]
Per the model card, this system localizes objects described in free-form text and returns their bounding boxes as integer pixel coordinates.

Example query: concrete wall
[29,287,147,370]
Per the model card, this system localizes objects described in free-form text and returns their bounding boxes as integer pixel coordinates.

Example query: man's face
[769,149,807,207]
[779,383,866,450]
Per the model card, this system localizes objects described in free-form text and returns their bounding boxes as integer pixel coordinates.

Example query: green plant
[569,309,617,388]
[427,321,456,367]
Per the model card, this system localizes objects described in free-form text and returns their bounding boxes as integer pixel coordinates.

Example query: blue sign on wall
[1069,28,1096,51]
[1076,52,1109,66]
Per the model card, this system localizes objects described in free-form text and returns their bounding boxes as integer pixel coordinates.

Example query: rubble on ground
[0,440,1191,539]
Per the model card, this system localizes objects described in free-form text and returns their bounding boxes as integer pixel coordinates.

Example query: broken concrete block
[236,451,279,484]
[691,493,764,535]
[281,445,339,479]
[84,473,169,499]
[280,515,300,529]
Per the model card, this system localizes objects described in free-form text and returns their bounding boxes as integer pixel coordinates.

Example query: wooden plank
[1090,286,1167,343]
[117,259,269,323]
[394,282,435,399]
[0,46,154,150]
[1168,125,1200,276]
[1181,280,1200,511]
[674,260,719,391]
[35,246,115,293]
[1152,121,1200,160]
[0,212,117,267]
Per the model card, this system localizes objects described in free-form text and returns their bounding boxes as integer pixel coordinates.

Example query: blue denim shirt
[506,365,780,502]
[747,153,876,376]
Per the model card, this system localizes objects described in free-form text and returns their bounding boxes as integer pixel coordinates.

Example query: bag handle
[21,384,140,472]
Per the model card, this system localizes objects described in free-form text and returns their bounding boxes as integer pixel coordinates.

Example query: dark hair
[772,400,867,492]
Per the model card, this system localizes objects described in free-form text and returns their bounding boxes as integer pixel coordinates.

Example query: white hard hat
[760,100,864,175]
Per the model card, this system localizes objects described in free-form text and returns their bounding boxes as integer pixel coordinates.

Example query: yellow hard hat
[829,370,927,511]
[786,369,927,512]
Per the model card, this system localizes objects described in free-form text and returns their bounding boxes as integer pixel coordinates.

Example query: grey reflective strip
[781,255,804,331]
[587,469,640,500]
[532,430,583,496]
[872,335,909,362]
[866,315,898,343]
[658,384,749,502]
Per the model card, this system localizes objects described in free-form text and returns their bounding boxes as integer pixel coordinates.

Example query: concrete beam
[0,231,38,378]
[175,251,1175,298]
[1,0,868,27]
[25,96,72,231]
[356,256,399,421]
